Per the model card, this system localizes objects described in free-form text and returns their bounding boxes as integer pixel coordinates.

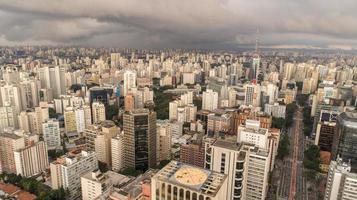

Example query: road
[277,106,308,200]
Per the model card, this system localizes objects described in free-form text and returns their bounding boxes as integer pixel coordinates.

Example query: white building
[205,137,271,200]
[202,89,218,111]
[50,151,98,200]
[324,158,357,200]
[264,103,286,118]
[81,170,129,200]
[151,161,228,200]
[111,133,124,172]
[237,119,269,149]
[42,119,61,150]
[244,83,261,107]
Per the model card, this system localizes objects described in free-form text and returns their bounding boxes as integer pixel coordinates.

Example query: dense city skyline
[1,0,357,49]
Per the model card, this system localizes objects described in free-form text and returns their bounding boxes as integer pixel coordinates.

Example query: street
[276,106,308,200]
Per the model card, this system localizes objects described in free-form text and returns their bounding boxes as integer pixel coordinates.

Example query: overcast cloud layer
[0,0,357,49]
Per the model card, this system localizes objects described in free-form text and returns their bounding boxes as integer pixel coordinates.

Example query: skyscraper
[332,111,357,171]
[123,109,157,171]
[91,102,106,123]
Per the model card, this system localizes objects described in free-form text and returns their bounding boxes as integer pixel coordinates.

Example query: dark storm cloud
[0,0,357,49]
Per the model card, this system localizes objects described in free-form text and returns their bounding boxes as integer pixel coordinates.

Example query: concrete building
[202,89,218,111]
[14,139,49,177]
[151,161,228,200]
[123,70,137,96]
[81,170,128,200]
[92,102,106,123]
[324,158,357,200]
[0,132,25,173]
[123,109,157,171]
[111,133,124,172]
[157,120,172,162]
[0,104,18,132]
[205,137,271,200]
[84,121,119,165]
[50,151,98,200]
[42,119,61,150]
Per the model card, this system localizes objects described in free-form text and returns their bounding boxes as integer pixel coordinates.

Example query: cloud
[0,0,357,49]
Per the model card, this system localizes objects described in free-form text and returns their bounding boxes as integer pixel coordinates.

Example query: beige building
[0,132,25,173]
[64,107,77,133]
[151,161,228,200]
[157,120,172,162]
[92,102,106,123]
[84,121,119,165]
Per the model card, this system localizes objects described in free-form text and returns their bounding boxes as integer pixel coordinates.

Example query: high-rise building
[205,137,271,200]
[0,104,18,132]
[50,151,98,200]
[91,102,106,123]
[123,109,157,171]
[124,94,135,112]
[324,157,357,200]
[0,132,25,173]
[123,70,137,96]
[151,161,228,200]
[42,119,61,150]
[14,139,49,177]
[157,120,172,162]
[202,89,218,111]
[64,107,77,133]
[244,83,261,107]
[0,84,22,111]
[111,133,124,172]
[38,66,66,98]
[84,121,119,165]
[332,111,357,171]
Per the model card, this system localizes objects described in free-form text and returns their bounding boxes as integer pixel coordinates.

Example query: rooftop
[153,161,226,197]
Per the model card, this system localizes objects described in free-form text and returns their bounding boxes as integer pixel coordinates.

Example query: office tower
[0,132,25,173]
[151,161,228,200]
[89,87,110,106]
[92,102,106,123]
[124,94,135,111]
[0,84,22,111]
[123,70,137,96]
[111,133,124,171]
[42,119,61,150]
[169,100,180,120]
[324,158,357,200]
[14,138,49,177]
[81,170,126,200]
[244,83,261,107]
[157,120,172,162]
[252,57,260,80]
[123,109,157,171]
[205,137,271,200]
[314,110,339,153]
[84,121,118,165]
[332,111,357,171]
[202,89,218,111]
[50,151,98,200]
[0,104,18,132]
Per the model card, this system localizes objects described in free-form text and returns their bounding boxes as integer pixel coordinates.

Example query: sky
[0,0,357,50]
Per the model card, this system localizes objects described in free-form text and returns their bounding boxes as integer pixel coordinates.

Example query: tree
[272,117,286,129]
[285,103,297,128]
[120,167,142,177]
[106,104,119,120]
[303,145,321,180]
[49,107,59,119]
[69,84,82,92]
[153,87,174,120]
[193,98,202,110]
[277,133,290,160]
